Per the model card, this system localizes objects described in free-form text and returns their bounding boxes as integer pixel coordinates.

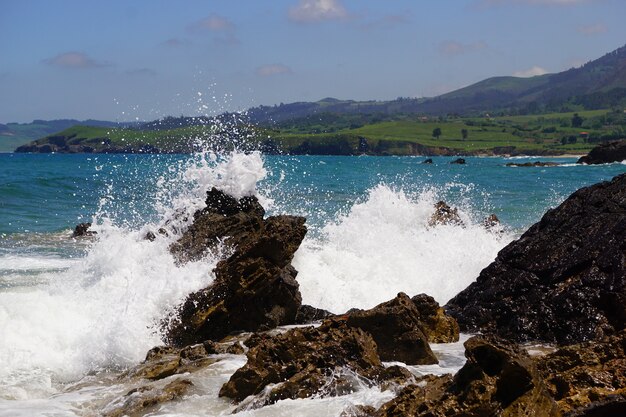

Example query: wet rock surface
[166,211,307,346]
[71,222,97,238]
[219,319,404,407]
[374,335,558,417]
[429,201,464,227]
[294,304,334,324]
[345,293,438,365]
[450,158,466,164]
[102,378,193,417]
[446,173,626,344]
[537,330,626,416]
[577,140,626,165]
[410,294,459,343]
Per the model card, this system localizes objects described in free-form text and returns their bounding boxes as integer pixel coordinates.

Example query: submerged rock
[219,320,402,407]
[446,173,626,344]
[505,161,560,167]
[374,335,558,417]
[450,158,466,164]
[345,293,438,365]
[166,190,307,346]
[422,158,433,164]
[577,140,626,165]
[71,222,97,238]
[429,201,464,227]
[483,213,501,230]
[102,378,193,417]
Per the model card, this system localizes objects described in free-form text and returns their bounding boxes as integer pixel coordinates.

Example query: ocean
[1,151,624,416]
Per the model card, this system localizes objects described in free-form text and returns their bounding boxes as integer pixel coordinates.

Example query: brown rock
[219,320,388,407]
[411,294,459,343]
[102,378,193,417]
[506,161,560,167]
[294,304,334,324]
[346,293,437,365]
[71,222,97,238]
[375,335,558,417]
[429,201,464,227]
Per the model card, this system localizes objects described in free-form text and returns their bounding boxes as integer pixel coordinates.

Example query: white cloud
[438,40,487,56]
[513,66,549,77]
[256,64,293,77]
[288,0,348,22]
[42,52,110,69]
[189,14,234,32]
[577,23,607,35]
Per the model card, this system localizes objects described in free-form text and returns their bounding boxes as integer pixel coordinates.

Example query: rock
[166,211,307,346]
[102,378,193,417]
[203,339,245,355]
[346,293,438,365]
[483,213,501,230]
[169,187,266,262]
[341,405,377,417]
[421,158,433,164]
[537,330,626,416]
[219,320,393,407]
[450,158,466,164]
[294,304,334,324]
[428,201,464,227]
[506,161,560,167]
[446,173,626,344]
[410,294,459,343]
[71,222,97,238]
[577,140,626,165]
[375,335,558,417]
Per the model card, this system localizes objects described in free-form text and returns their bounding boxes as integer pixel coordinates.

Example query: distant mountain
[243,44,626,124]
[0,119,137,152]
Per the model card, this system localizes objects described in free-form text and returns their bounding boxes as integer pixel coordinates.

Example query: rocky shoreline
[98,174,626,416]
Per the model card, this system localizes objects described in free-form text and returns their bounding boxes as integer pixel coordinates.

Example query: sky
[1,0,625,123]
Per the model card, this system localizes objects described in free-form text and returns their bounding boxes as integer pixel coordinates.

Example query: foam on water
[294,184,512,312]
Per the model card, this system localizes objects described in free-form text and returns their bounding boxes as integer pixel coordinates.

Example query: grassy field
[17,108,626,155]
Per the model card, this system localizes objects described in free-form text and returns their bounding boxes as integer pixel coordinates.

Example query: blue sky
[1,0,625,123]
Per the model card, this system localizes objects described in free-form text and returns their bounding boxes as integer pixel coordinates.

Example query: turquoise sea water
[0,152,624,415]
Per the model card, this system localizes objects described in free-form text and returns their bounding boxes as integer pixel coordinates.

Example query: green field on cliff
[17,108,626,155]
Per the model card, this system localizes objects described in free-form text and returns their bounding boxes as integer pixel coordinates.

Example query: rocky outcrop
[345,293,438,365]
[506,161,560,167]
[374,335,558,417]
[429,201,464,227]
[450,158,466,164]
[410,294,459,343]
[169,187,266,262]
[483,213,501,230]
[219,320,409,408]
[446,173,626,344]
[421,158,433,164]
[577,140,626,165]
[164,188,307,347]
[537,330,626,416]
[294,304,334,324]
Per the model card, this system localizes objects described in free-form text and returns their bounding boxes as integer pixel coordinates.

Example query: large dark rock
[506,161,560,167]
[345,293,438,365]
[577,140,626,165]
[446,173,626,344]
[374,335,558,417]
[169,187,266,262]
[537,330,626,416]
[165,190,307,346]
[219,320,406,408]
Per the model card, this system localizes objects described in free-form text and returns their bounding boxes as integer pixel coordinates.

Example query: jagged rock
[340,405,377,417]
[219,320,396,407]
[102,378,193,417]
[71,222,97,238]
[577,140,626,165]
[294,304,334,324]
[429,201,464,227]
[346,293,438,365]
[169,187,266,262]
[446,173,626,344]
[166,211,307,346]
[202,339,245,355]
[410,294,459,343]
[537,330,626,416]
[450,158,466,164]
[506,161,560,167]
[422,158,433,164]
[374,335,558,417]
[483,213,501,230]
